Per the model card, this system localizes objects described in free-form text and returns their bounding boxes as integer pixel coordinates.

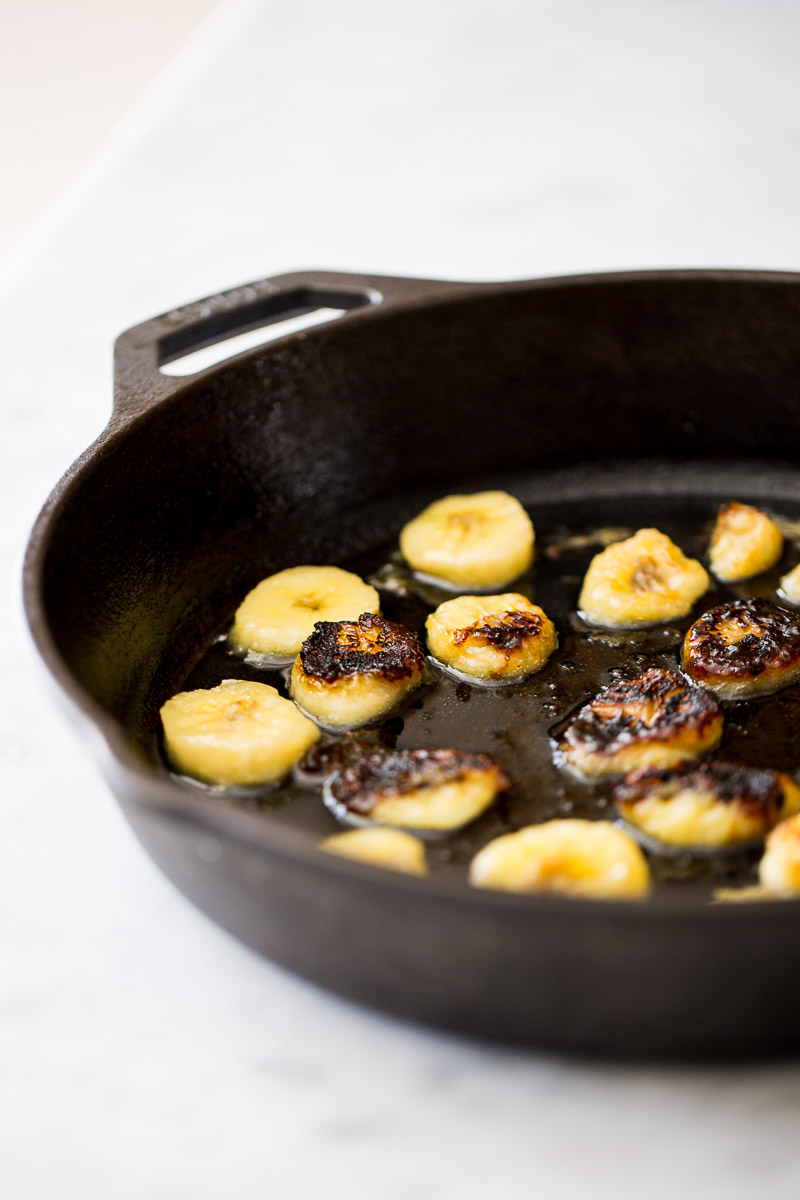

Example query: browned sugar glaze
[299,612,423,682]
[683,598,800,682]
[330,747,510,816]
[452,608,544,649]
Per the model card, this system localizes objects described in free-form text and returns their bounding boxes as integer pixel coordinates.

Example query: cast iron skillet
[24,268,800,1058]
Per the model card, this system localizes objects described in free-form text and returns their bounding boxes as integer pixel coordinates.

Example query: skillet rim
[23,265,800,922]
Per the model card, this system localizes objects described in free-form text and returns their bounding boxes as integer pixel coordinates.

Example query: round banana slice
[230,565,380,662]
[290,613,424,728]
[614,761,800,850]
[779,563,800,605]
[469,820,650,900]
[160,679,320,787]
[758,814,800,896]
[319,828,428,875]
[708,500,783,583]
[559,668,723,778]
[325,747,509,832]
[426,593,557,683]
[399,490,534,590]
[682,598,800,698]
[578,528,709,628]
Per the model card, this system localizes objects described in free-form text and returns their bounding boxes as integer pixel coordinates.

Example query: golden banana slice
[426,593,557,683]
[578,528,709,628]
[779,563,800,605]
[290,613,424,728]
[682,598,800,698]
[758,814,800,896]
[230,565,379,662]
[614,761,800,850]
[709,500,783,583]
[319,828,427,875]
[160,679,319,787]
[325,747,509,832]
[399,490,534,590]
[469,820,650,900]
[559,668,723,777]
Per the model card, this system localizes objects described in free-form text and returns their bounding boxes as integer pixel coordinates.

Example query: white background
[4,1,800,1196]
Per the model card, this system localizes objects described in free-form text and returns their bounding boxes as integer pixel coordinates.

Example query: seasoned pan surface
[24,270,800,1056]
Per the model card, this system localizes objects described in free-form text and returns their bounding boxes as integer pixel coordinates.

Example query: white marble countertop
[5,1,800,1196]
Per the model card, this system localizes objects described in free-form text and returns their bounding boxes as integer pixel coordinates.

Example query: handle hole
[158,286,375,377]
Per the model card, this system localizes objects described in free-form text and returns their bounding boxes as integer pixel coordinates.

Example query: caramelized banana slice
[614,761,800,849]
[319,828,427,875]
[290,613,424,728]
[682,598,800,698]
[469,820,650,900]
[758,813,800,896]
[560,668,723,777]
[325,747,509,831]
[578,528,708,628]
[160,679,320,787]
[399,491,534,590]
[709,501,783,583]
[230,565,380,662]
[779,563,800,605]
[426,593,557,683]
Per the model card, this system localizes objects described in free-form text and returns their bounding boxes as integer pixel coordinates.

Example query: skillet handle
[113,269,462,417]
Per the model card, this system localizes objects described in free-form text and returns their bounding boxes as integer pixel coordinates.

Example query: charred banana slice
[290,613,424,728]
[578,528,708,628]
[682,598,800,698]
[399,490,534,590]
[779,563,800,605]
[426,593,557,683]
[758,814,800,896]
[614,761,800,850]
[325,747,509,832]
[230,565,380,662]
[319,828,427,875]
[709,500,783,583]
[559,668,723,778]
[469,820,650,900]
[160,679,320,787]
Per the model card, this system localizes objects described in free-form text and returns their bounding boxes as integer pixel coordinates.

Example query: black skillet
[24,268,800,1057]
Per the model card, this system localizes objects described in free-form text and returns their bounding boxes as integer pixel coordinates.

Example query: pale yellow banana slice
[399,490,534,590]
[426,593,557,683]
[229,565,379,662]
[614,761,800,849]
[758,813,800,895]
[319,828,428,875]
[709,501,783,582]
[469,820,650,900]
[578,528,709,628]
[779,563,800,605]
[290,613,424,728]
[160,679,319,787]
[325,747,509,832]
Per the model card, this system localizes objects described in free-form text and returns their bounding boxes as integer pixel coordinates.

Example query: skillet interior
[26,271,800,1055]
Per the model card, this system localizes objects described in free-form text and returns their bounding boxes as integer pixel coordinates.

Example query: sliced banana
[399,490,534,590]
[319,828,427,875]
[779,563,800,605]
[230,565,379,662]
[160,679,320,787]
[709,500,783,583]
[614,761,800,850]
[426,593,557,683]
[682,598,800,698]
[559,668,723,777]
[578,528,709,628]
[469,820,650,900]
[290,612,424,728]
[758,813,800,896]
[325,747,509,832]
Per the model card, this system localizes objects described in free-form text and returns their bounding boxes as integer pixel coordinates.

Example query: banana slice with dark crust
[559,668,723,778]
[325,747,509,832]
[614,761,800,849]
[426,593,557,683]
[682,598,800,698]
[290,613,424,728]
